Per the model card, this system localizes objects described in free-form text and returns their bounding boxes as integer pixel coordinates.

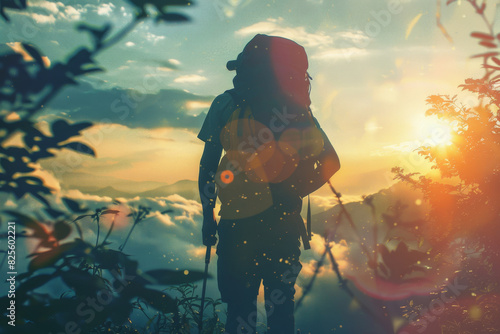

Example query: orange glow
[220,170,234,184]
[417,116,454,147]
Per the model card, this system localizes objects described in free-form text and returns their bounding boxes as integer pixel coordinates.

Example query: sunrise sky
[1,0,494,197]
[2,2,500,332]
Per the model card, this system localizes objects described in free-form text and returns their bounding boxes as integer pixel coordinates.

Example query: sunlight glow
[416,116,454,147]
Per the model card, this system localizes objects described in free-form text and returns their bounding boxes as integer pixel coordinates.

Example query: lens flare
[220,170,234,184]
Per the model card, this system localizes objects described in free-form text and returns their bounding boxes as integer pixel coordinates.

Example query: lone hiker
[198,34,340,334]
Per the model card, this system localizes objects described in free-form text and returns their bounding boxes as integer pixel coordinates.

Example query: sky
[1,0,495,198]
[1,0,499,333]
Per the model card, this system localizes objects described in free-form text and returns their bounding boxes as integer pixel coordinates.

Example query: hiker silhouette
[198,34,340,334]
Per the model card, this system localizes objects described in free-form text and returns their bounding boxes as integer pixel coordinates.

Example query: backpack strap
[295,196,312,250]
[225,89,240,107]
[307,195,312,242]
[296,215,310,250]
[225,89,246,136]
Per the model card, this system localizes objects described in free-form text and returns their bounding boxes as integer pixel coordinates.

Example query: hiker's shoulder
[210,91,235,111]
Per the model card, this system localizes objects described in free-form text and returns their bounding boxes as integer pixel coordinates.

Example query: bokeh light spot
[220,170,234,184]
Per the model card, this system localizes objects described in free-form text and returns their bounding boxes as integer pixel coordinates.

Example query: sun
[416,115,454,147]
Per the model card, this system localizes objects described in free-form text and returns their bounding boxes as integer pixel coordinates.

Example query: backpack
[215,35,323,249]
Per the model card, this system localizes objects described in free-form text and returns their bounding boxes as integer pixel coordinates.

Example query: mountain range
[70,177,199,200]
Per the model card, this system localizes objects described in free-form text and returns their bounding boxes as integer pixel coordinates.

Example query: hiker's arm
[299,129,340,197]
[198,142,223,246]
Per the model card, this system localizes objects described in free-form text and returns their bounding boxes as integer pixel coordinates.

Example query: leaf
[28,244,71,272]
[61,142,96,157]
[143,269,207,285]
[156,13,190,22]
[107,298,133,324]
[0,0,27,21]
[17,274,55,296]
[63,197,88,213]
[2,0,27,10]
[80,67,103,75]
[492,57,500,66]
[28,240,88,272]
[102,209,120,215]
[4,210,50,239]
[477,2,486,14]
[72,121,93,133]
[44,207,65,219]
[17,272,33,281]
[66,48,94,75]
[165,0,193,5]
[51,119,73,141]
[479,41,497,48]
[53,221,71,241]
[471,32,494,41]
[21,43,45,66]
[93,248,128,269]
[61,267,107,295]
[0,158,16,175]
[77,23,112,48]
[138,288,177,314]
[4,146,30,158]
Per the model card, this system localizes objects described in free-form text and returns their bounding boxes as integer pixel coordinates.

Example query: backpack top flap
[229,34,311,107]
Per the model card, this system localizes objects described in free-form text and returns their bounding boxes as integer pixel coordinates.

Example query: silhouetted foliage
[393,2,500,332]
[0,0,27,22]
[298,3,500,334]
[0,1,222,333]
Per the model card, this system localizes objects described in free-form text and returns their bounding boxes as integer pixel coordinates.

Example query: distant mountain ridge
[310,182,425,238]
[76,179,199,200]
[59,171,166,193]
[138,180,199,200]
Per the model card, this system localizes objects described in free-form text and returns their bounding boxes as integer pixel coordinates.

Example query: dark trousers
[216,209,302,334]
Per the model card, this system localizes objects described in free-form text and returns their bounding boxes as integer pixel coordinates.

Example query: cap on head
[226,52,242,71]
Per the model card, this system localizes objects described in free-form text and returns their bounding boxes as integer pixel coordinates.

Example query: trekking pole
[199,245,211,333]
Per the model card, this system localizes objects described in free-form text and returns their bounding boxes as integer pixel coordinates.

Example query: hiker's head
[228,34,311,107]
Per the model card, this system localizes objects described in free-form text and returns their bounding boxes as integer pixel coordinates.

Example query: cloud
[166,194,202,224]
[28,1,86,22]
[311,47,369,60]
[31,13,56,24]
[185,100,212,110]
[236,19,371,62]
[145,32,165,44]
[96,3,115,16]
[168,59,181,66]
[62,6,82,21]
[125,41,135,47]
[335,30,370,45]
[235,18,332,48]
[44,81,214,131]
[33,0,59,14]
[174,74,208,84]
